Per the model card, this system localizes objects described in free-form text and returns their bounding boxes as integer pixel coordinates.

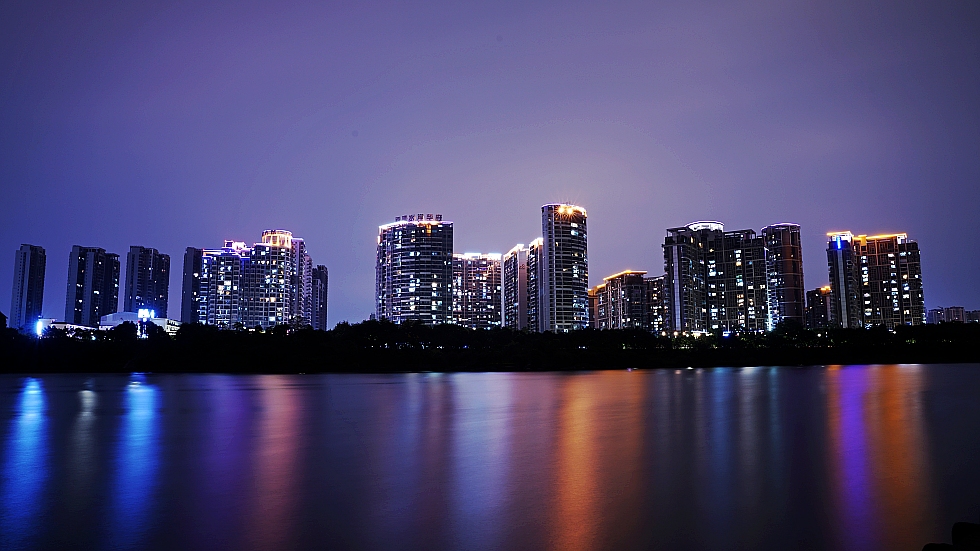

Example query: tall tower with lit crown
[539,204,589,332]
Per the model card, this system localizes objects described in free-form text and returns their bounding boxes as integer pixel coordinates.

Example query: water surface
[0,365,978,550]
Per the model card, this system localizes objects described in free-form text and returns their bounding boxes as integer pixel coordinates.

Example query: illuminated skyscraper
[9,244,46,332]
[645,275,666,332]
[452,252,502,330]
[65,246,119,327]
[241,230,296,329]
[124,246,170,318]
[827,231,924,329]
[181,247,203,324]
[199,241,249,328]
[664,221,774,333]
[663,223,711,332]
[195,230,311,330]
[527,238,543,331]
[376,214,453,325]
[292,237,313,325]
[502,244,528,330]
[762,223,805,329]
[539,204,589,332]
[311,265,328,330]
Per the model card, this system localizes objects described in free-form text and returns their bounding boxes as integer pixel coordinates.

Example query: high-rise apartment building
[502,244,528,330]
[240,230,295,329]
[827,231,924,329]
[527,238,543,331]
[376,214,453,325]
[9,244,46,332]
[199,241,249,328]
[181,247,203,324]
[539,204,589,332]
[663,223,711,332]
[826,232,863,329]
[65,246,120,327]
[645,275,666,332]
[193,230,310,330]
[311,265,328,330]
[805,286,833,330]
[943,306,966,323]
[926,308,944,324]
[762,224,805,329]
[589,270,650,330]
[124,246,170,318]
[663,222,769,333]
[292,237,313,325]
[452,253,502,330]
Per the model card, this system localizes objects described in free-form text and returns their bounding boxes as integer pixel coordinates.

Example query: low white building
[100,311,181,337]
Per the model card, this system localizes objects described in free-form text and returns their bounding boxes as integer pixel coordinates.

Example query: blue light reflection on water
[0,378,48,550]
[107,376,159,550]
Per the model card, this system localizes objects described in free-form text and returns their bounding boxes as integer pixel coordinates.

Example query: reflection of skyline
[449,374,512,551]
[108,376,160,550]
[0,378,48,549]
[0,368,954,551]
[68,388,97,533]
[826,365,933,550]
[551,374,599,551]
[246,375,304,551]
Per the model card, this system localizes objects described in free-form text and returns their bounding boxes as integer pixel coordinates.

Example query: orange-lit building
[826,231,925,329]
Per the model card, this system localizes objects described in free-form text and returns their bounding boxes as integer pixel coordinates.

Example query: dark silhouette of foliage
[1,321,979,373]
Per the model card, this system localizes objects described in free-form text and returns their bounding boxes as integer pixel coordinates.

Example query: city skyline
[2,1,978,325]
[1,211,973,330]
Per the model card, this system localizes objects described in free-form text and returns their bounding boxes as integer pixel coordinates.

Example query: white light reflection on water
[107,376,159,550]
[0,378,48,550]
[449,373,512,550]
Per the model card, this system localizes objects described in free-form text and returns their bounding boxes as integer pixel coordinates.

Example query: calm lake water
[0,365,978,550]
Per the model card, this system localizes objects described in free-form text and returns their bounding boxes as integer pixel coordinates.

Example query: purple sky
[2,0,979,325]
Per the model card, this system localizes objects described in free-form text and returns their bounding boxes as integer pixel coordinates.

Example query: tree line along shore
[2,320,979,373]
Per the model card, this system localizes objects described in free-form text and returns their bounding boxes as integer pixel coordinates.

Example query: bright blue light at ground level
[35,320,43,336]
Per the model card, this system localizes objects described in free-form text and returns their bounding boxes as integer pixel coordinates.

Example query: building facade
[663,223,711,332]
[805,286,833,330]
[502,244,528,330]
[124,246,170,318]
[181,247,203,324]
[9,244,46,332]
[645,275,666,332]
[376,214,453,325]
[452,253,502,330]
[762,223,805,329]
[539,204,589,332]
[240,230,295,329]
[292,237,313,325]
[664,222,769,333]
[527,238,543,332]
[192,230,310,330]
[589,270,649,330]
[65,246,120,327]
[199,241,249,328]
[827,231,924,329]
[311,265,328,330]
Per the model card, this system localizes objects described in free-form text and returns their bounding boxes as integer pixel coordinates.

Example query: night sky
[2,0,978,326]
